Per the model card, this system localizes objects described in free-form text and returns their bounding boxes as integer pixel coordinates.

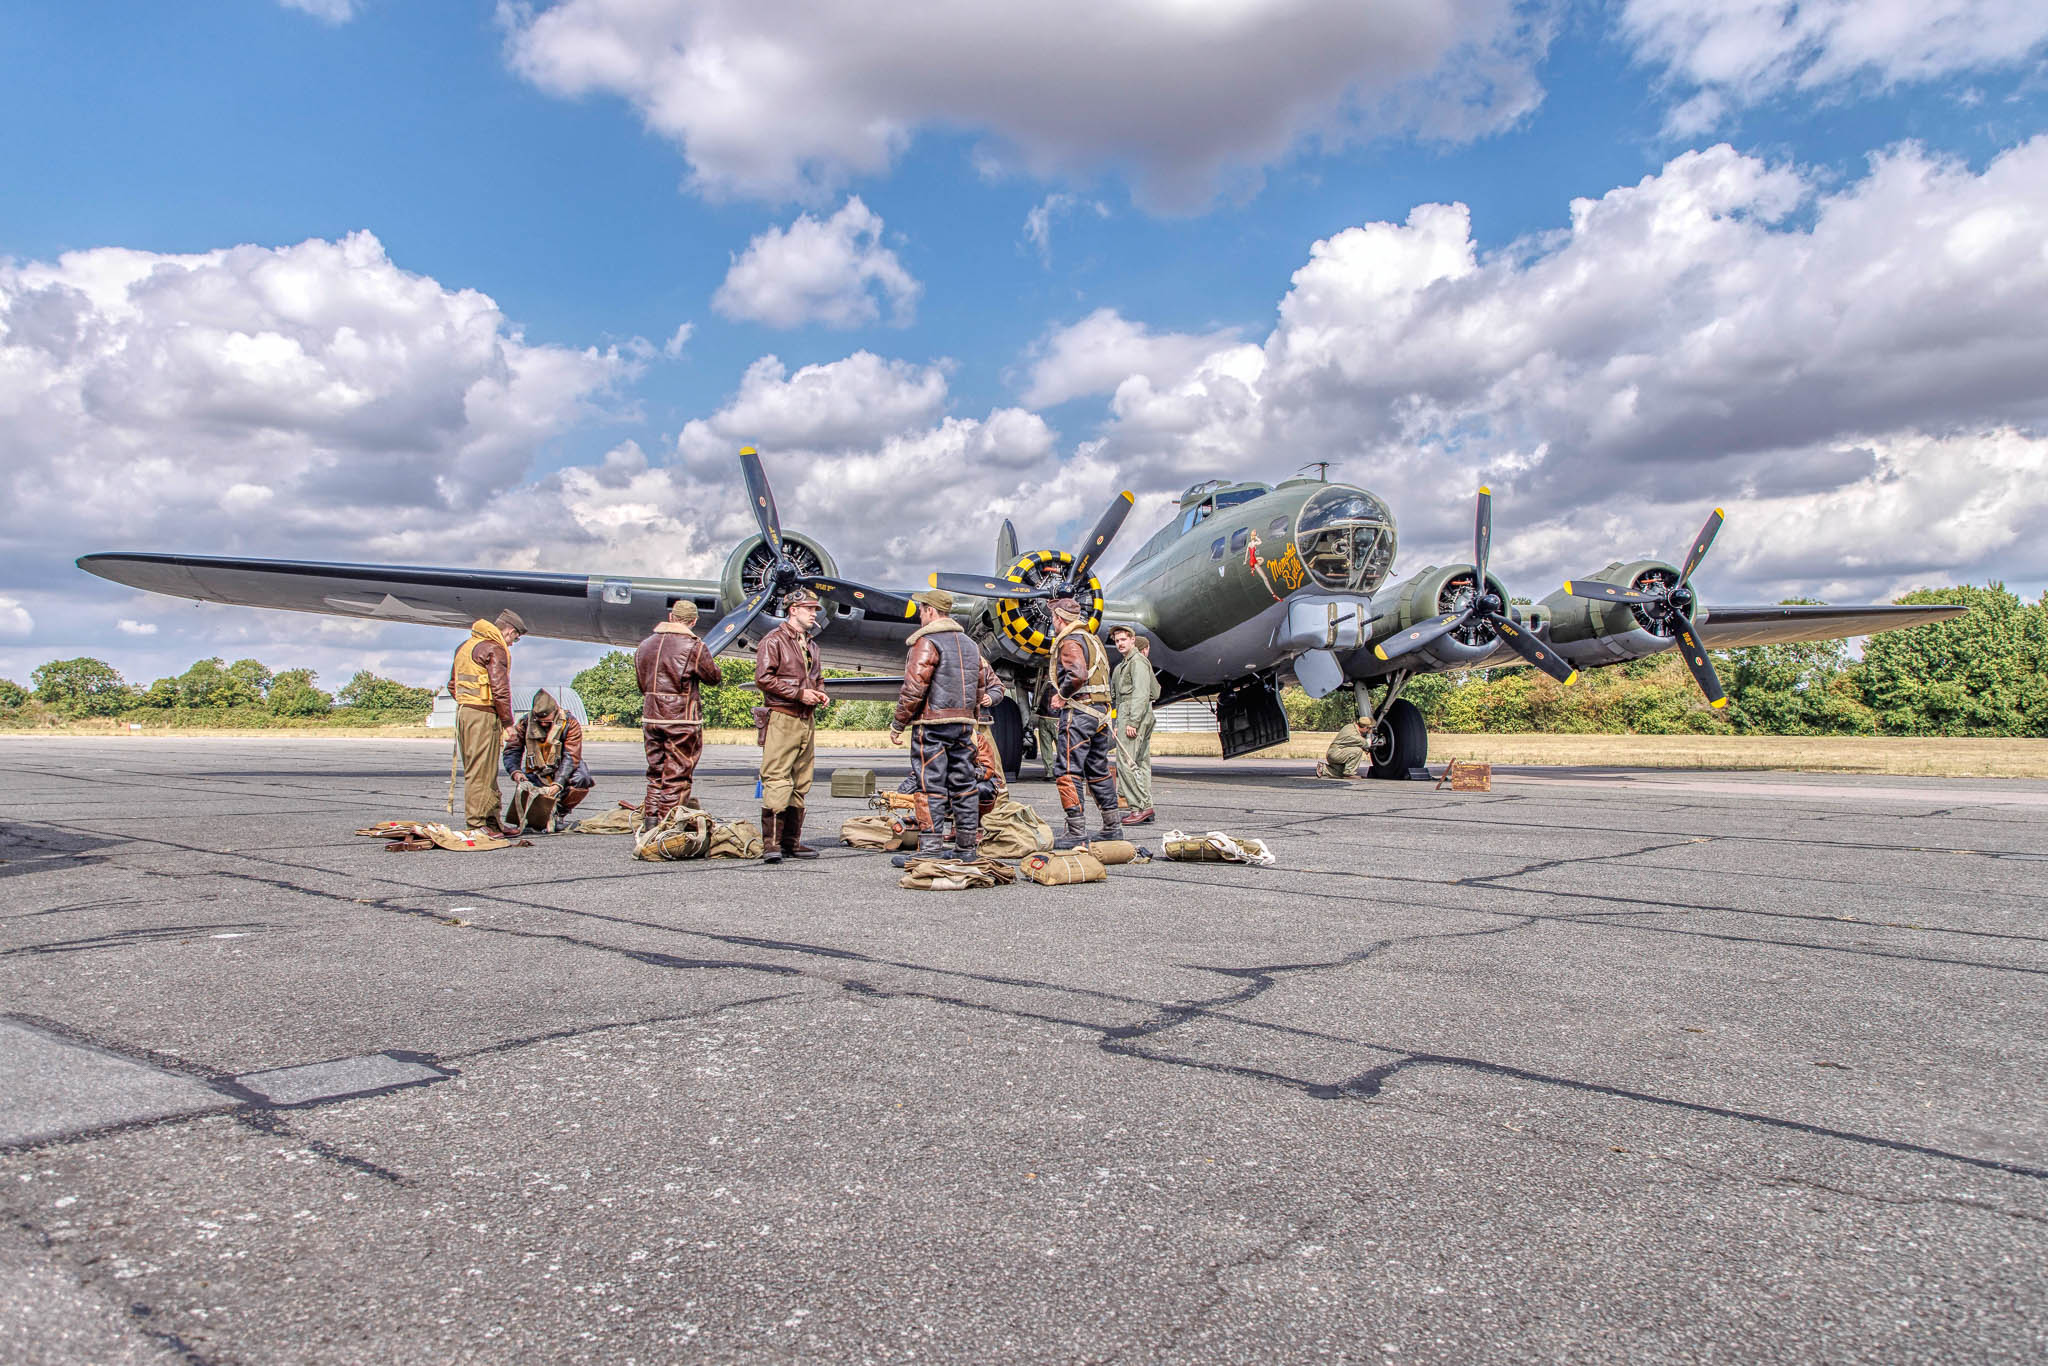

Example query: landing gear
[1368,698,1429,780]
[1354,673,1430,780]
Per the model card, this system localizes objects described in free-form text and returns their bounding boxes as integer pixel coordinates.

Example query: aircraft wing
[76,551,720,648]
[1693,602,1967,648]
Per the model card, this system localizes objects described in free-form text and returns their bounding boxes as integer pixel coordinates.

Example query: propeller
[1374,487,1579,685]
[706,448,918,656]
[1561,508,1727,708]
[929,491,1136,607]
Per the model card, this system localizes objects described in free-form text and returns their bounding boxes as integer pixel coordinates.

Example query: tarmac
[2,736,2044,1365]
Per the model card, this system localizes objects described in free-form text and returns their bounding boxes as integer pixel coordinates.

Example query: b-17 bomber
[79,448,1964,779]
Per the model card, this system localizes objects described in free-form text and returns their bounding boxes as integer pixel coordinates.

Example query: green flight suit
[1110,650,1160,811]
[1324,722,1370,778]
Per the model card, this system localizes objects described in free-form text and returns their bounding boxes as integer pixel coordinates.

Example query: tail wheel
[995,551,1103,655]
[1367,698,1428,780]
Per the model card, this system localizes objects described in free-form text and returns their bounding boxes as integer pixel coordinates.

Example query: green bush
[336,670,433,719]
[0,678,29,709]
[32,657,132,716]
[268,668,333,717]
[572,651,642,724]
[175,657,261,709]
[1854,585,2048,736]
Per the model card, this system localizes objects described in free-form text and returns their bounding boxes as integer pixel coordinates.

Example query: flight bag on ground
[1160,830,1276,866]
[1020,849,1108,885]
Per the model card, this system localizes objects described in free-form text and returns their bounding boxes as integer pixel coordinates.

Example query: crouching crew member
[755,589,829,863]
[1047,597,1123,848]
[888,589,1003,867]
[1108,625,1159,825]
[635,600,722,830]
[450,609,526,833]
[503,690,593,832]
[1319,718,1371,778]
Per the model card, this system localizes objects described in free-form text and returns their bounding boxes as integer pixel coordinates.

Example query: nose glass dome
[1294,487,1397,593]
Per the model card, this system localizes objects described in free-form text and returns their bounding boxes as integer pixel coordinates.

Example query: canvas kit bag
[840,811,917,851]
[977,796,1055,859]
[1081,839,1146,866]
[354,821,529,853]
[1019,849,1107,885]
[897,857,1018,892]
[634,810,764,861]
[1160,830,1276,866]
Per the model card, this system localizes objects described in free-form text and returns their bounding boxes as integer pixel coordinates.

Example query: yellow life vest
[451,620,506,709]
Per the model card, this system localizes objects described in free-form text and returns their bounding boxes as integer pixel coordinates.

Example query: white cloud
[663,322,694,358]
[1021,309,1242,409]
[1619,0,2048,133]
[279,0,358,22]
[712,198,920,329]
[499,0,1553,209]
[1023,193,1110,266]
[0,597,32,640]
[115,619,159,637]
[1073,138,2048,601]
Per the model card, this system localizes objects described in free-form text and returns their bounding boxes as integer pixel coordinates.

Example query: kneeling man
[503,690,592,832]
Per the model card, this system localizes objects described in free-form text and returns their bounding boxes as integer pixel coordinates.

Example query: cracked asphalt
[2,736,2044,1365]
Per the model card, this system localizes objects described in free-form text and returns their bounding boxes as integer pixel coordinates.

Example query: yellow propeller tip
[1564,671,1579,686]
[1711,697,1730,709]
[1562,581,1575,595]
[1119,490,1134,503]
[1478,485,1491,495]
[739,445,757,455]
[1372,645,1388,661]
[1713,507,1724,516]
[927,573,937,587]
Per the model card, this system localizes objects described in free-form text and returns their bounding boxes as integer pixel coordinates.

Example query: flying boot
[1054,803,1090,850]
[759,808,783,864]
[781,806,820,860]
[892,827,948,869]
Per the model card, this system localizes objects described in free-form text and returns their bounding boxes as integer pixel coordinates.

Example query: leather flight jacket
[636,622,721,728]
[1053,622,1111,702]
[755,619,824,720]
[893,618,1004,729]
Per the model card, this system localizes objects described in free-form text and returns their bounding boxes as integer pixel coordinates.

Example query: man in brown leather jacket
[754,589,829,863]
[1047,596,1122,847]
[449,609,526,832]
[634,601,723,830]
[502,689,593,833]
[888,589,1003,866]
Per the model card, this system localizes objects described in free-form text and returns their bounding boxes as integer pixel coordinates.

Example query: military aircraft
[78,448,1963,780]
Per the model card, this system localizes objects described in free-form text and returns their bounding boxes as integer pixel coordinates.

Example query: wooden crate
[1435,759,1492,792]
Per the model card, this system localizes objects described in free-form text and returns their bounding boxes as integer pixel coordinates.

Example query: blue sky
[3,0,2046,688]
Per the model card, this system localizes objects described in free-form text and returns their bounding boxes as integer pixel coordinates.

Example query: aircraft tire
[990,698,1025,781]
[1367,698,1428,780]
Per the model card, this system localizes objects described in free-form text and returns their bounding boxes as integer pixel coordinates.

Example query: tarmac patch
[0,1020,226,1147]
[231,1053,449,1107]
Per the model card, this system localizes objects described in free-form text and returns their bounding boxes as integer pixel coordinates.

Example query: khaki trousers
[456,706,504,827]
[760,710,816,812]
[1115,719,1154,810]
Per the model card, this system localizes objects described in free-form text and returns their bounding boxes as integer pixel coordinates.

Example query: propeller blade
[1671,611,1729,709]
[1068,490,1135,585]
[797,576,917,621]
[1678,507,1723,586]
[1372,611,1466,663]
[996,518,1019,571]
[1473,486,1493,587]
[700,582,776,657]
[1488,614,1578,685]
[928,571,1064,600]
[738,446,782,558]
[1562,580,1663,605]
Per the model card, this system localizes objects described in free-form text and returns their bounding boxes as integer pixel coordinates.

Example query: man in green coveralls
[1108,625,1159,824]
[1319,718,1371,778]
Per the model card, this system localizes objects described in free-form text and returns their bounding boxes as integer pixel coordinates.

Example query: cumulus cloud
[0,597,32,640]
[1021,309,1242,409]
[1072,137,2048,601]
[500,0,1554,209]
[712,198,920,328]
[662,322,694,358]
[279,0,358,22]
[1619,0,2048,133]
[1023,193,1110,266]
[115,619,159,636]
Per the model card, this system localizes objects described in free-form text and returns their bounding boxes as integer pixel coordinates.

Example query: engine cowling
[719,532,840,617]
[1371,564,1516,669]
[1539,559,1684,666]
[988,550,1106,657]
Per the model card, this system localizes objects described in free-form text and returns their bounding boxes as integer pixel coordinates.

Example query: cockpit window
[1180,499,1213,534]
[1294,487,1397,593]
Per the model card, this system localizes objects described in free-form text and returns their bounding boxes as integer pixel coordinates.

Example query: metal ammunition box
[830,768,878,798]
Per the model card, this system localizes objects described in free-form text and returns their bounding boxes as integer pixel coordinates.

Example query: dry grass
[9,719,2048,778]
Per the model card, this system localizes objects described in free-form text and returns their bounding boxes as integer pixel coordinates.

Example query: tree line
[6,584,2036,736]
[2,656,434,724]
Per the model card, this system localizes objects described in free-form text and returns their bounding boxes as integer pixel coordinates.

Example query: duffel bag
[898,857,1017,891]
[979,796,1055,859]
[706,818,763,859]
[635,809,712,861]
[1082,839,1146,865]
[1020,849,1107,885]
[841,812,916,851]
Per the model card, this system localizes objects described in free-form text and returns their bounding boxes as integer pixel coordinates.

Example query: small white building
[427,684,588,729]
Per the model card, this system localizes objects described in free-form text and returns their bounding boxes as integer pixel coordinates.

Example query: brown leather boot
[782,806,820,859]
[759,807,783,863]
